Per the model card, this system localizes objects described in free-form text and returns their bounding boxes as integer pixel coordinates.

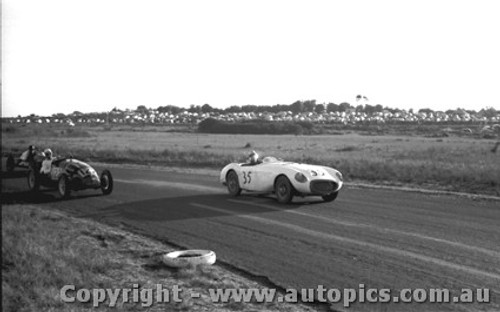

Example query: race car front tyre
[275,175,294,204]
[6,155,15,172]
[100,169,114,195]
[27,169,40,192]
[58,175,71,198]
[322,192,338,202]
[226,170,241,196]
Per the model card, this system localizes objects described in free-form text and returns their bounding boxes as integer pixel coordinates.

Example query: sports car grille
[310,180,338,195]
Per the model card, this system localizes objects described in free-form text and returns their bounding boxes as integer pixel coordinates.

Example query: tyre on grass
[162,250,216,268]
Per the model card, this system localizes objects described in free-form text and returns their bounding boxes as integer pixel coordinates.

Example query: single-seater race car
[28,157,113,198]
[220,156,343,203]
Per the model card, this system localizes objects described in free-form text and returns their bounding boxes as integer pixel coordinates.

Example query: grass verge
[2,205,314,312]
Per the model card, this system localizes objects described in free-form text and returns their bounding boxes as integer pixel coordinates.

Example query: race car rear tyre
[7,155,15,172]
[322,192,338,202]
[275,175,294,204]
[226,170,241,196]
[58,175,71,198]
[100,169,113,195]
[27,169,40,192]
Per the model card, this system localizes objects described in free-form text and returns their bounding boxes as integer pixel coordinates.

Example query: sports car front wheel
[322,192,338,202]
[226,170,241,196]
[275,176,294,204]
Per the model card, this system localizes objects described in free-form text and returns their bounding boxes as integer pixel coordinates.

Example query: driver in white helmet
[246,150,261,165]
[40,148,54,174]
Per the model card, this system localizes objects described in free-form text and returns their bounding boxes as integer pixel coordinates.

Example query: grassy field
[1,204,314,312]
[2,123,500,195]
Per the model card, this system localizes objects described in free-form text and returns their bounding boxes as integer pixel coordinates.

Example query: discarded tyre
[162,250,216,268]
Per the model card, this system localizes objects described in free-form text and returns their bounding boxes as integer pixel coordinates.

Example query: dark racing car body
[28,157,113,198]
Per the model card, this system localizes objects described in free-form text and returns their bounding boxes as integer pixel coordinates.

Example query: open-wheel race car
[220,156,343,204]
[28,157,114,198]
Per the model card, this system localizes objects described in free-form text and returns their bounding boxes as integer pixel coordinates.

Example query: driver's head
[248,150,259,164]
[28,145,35,151]
[44,148,53,158]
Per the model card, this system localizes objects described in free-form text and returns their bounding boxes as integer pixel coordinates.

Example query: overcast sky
[2,0,500,117]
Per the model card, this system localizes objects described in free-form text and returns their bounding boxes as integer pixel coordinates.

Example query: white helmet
[248,150,259,163]
[44,148,53,157]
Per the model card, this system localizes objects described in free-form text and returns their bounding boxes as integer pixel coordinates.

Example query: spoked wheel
[226,170,241,196]
[58,175,70,198]
[275,176,294,204]
[27,169,40,192]
[100,169,113,195]
[322,192,338,202]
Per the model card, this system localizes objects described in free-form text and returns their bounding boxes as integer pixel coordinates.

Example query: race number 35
[242,171,252,184]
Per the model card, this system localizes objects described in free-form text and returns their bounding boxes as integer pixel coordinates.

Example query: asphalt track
[2,164,499,312]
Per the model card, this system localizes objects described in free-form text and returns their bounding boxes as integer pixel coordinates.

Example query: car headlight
[295,172,308,183]
[335,171,343,182]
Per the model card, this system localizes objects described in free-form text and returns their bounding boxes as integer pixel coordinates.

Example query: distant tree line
[157,101,496,116]
[158,100,381,115]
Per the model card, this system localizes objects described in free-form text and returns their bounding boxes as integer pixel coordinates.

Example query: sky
[2,0,500,117]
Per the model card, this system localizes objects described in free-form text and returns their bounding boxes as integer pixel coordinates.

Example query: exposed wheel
[58,175,71,198]
[322,192,338,202]
[226,170,241,196]
[162,250,216,268]
[100,169,113,195]
[275,175,294,204]
[6,155,15,172]
[27,169,40,192]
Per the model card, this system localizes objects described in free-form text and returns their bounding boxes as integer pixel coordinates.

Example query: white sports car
[220,156,343,203]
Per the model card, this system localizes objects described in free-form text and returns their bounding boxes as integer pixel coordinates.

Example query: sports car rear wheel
[322,192,338,202]
[27,169,40,192]
[58,175,71,198]
[100,169,113,195]
[275,176,294,204]
[226,170,241,196]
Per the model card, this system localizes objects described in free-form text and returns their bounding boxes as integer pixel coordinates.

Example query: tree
[303,100,316,112]
[327,103,339,112]
[339,102,351,112]
[201,104,213,113]
[290,101,305,114]
[480,107,498,118]
[136,105,148,115]
[225,105,241,113]
[315,104,326,114]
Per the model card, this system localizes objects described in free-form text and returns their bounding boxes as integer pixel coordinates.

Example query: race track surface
[2,165,499,312]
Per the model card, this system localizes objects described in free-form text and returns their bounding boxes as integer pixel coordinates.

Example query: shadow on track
[1,189,104,204]
[81,193,324,222]
[0,170,28,179]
